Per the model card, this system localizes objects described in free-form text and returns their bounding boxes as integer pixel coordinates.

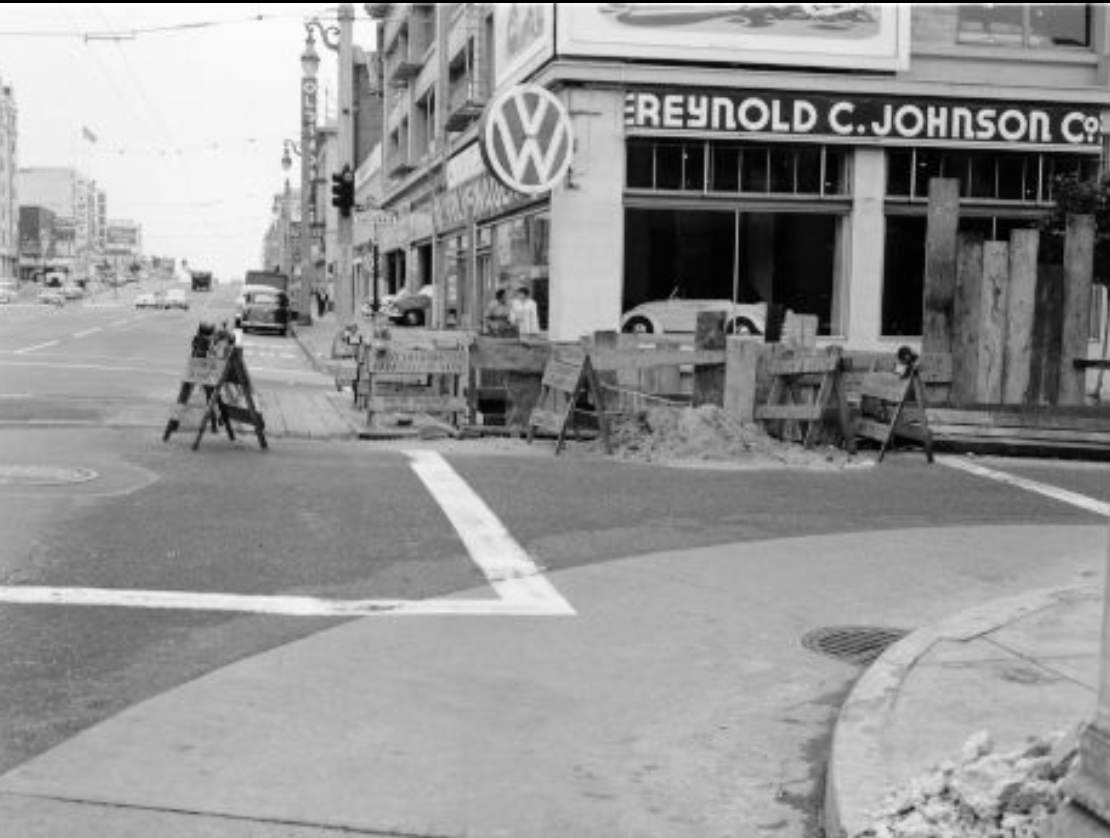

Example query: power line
[0,8,341,39]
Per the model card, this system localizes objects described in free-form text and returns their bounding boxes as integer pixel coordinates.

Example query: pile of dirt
[601,404,861,469]
[855,729,1078,838]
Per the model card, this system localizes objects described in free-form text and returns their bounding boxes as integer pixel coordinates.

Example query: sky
[0,3,377,280]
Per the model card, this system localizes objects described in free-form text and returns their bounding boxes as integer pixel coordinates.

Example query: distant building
[0,79,16,278]
[17,167,105,276]
[260,186,300,275]
[104,218,142,274]
[17,206,56,279]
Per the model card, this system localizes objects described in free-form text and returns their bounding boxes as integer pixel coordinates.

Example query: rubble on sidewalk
[853,728,1080,838]
[599,404,862,469]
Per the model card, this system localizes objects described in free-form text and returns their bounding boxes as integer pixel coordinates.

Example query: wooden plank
[859,373,911,405]
[693,311,726,407]
[366,396,468,413]
[182,358,224,387]
[529,407,567,434]
[841,352,952,384]
[755,404,826,422]
[926,407,1110,432]
[1060,214,1096,405]
[928,425,1110,445]
[767,355,841,376]
[540,363,583,393]
[976,241,1010,403]
[922,178,960,357]
[364,349,468,375]
[855,418,894,444]
[1002,229,1039,405]
[951,234,983,405]
[1029,264,1064,406]
[589,349,726,370]
[724,337,761,423]
[470,338,551,372]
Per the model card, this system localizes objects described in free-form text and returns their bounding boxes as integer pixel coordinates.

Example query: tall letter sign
[480,84,574,196]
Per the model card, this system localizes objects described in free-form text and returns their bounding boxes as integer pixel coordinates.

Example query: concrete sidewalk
[826,583,1104,837]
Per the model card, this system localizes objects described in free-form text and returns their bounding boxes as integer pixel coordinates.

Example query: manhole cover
[0,465,100,486]
[801,626,910,666]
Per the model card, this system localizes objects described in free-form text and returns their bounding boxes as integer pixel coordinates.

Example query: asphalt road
[0,281,1106,836]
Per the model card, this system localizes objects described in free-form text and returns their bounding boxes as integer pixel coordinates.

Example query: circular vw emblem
[480,84,574,196]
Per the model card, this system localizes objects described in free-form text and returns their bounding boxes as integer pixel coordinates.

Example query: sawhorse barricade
[163,331,267,451]
[855,349,934,463]
[755,347,855,451]
[362,345,469,428]
[527,350,612,455]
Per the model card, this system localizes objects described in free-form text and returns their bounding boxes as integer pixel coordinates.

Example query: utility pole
[336,3,355,322]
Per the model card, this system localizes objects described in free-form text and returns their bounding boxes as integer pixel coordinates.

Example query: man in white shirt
[509,286,540,335]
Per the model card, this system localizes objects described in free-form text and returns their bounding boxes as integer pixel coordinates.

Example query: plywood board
[922,178,960,356]
[1003,229,1039,405]
[1060,214,1096,405]
[976,242,1009,403]
[951,234,983,405]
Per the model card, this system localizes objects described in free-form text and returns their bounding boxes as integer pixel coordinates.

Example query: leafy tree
[1041,172,1110,284]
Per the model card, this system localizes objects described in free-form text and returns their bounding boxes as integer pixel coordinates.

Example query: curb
[289,325,332,377]
[824,583,1098,838]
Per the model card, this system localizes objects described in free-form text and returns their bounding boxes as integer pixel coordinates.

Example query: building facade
[103,218,142,274]
[0,80,16,279]
[17,167,106,279]
[260,185,301,275]
[366,3,1110,352]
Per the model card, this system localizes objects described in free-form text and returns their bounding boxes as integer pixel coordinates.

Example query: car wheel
[403,310,424,327]
[622,316,653,335]
[726,317,761,336]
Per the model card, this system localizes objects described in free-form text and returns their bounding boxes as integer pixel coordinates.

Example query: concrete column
[845,148,887,349]
[548,88,624,342]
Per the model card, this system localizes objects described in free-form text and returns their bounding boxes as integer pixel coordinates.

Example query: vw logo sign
[480,84,574,196]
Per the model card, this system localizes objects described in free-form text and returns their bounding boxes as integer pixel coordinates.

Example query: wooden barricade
[362,345,469,427]
[528,350,611,455]
[855,353,934,463]
[755,347,855,450]
[467,337,551,431]
[163,344,267,451]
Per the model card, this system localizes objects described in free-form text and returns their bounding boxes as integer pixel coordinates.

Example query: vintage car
[37,288,66,307]
[163,289,190,310]
[620,297,768,336]
[235,285,290,336]
[375,284,434,326]
[135,291,165,309]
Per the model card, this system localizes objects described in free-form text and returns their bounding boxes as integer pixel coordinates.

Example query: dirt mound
[602,404,861,469]
[855,728,1078,837]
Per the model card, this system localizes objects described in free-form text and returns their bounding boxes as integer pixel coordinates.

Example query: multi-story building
[17,167,105,277]
[0,79,16,279]
[367,3,1110,351]
[260,186,300,275]
[103,218,142,274]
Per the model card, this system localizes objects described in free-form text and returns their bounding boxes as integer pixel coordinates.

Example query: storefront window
[957,4,1090,48]
[624,208,844,336]
[888,148,1097,203]
[626,138,850,198]
[492,211,550,331]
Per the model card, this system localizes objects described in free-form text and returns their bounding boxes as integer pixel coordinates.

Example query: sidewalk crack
[981,636,1097,693]
[0,791,463,838]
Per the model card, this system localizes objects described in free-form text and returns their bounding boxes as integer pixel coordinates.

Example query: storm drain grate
[801,626,910,667]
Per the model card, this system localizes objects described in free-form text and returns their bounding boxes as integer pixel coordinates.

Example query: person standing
[509,286,540,335]
[483,288,514,336]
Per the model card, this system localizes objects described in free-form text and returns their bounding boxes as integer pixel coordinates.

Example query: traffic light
[330,165,355,217]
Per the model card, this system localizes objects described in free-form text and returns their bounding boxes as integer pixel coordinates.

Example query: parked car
[135,291,165,309]
[620,297,768,336]
[0,280,17,304]
[61,283,84,300]
[380,284,434,326]
[235,286,290,336]
[163,289,189,310]
[37,289,65,307]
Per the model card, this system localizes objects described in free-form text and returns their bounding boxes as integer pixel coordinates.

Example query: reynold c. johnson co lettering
[624,90,1102,147]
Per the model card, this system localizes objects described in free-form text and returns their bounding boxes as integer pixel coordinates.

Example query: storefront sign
[434,172,526,231]
[624,89,1103,148]
[480,84,574,196]
[560,4,908,72]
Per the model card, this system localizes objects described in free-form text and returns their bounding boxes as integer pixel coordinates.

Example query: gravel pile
[602,404,859,469]
[854,729,1079,838]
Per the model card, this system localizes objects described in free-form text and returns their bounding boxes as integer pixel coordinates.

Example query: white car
[0,281,17,304]
[135,291,165,309]
[37,289,65,307]
[163,289,189,310]
[620,298,768,336]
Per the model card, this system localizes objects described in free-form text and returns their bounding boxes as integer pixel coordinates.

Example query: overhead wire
[0,7,341,39]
